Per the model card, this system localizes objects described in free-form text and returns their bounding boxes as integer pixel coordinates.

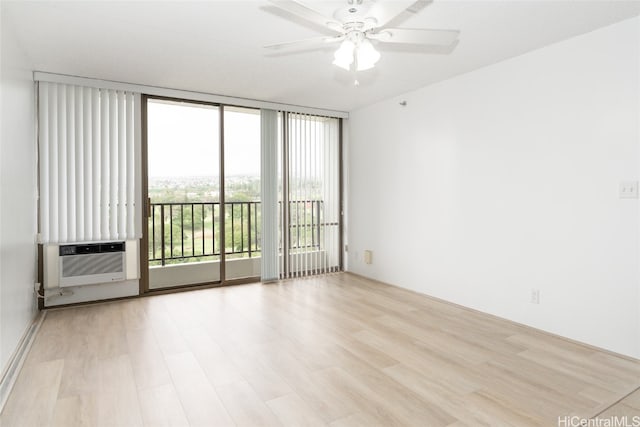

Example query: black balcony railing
[149,200,333,266]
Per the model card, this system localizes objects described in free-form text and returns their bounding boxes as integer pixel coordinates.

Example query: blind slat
[49,84,58,243]
[100,89,109,239]
[82,87,92,239]
[92,88,101,240]
[75,86,84,242]
[58,84,68,242]
[126,93,135,238]
[39,84,50,242]
[109,91,118,240]
[67,85,76,242]
[117,91,126,240]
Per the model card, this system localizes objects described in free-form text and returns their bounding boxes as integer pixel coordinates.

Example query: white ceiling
[3,0,639,112]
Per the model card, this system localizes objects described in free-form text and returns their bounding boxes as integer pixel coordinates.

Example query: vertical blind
[38,82,139,244]
[260,109,280,282]
[281,112,341,278]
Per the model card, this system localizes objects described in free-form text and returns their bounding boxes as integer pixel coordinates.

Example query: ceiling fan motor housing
[333,2,373,26]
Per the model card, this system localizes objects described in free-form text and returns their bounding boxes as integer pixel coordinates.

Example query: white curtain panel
[38,82,138,244]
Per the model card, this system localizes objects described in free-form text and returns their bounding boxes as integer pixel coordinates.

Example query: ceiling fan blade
[365,0,423,29]
[267,0,341,30]
[264,35,344,50]
[405,0,432,15]
[370,28,459,46]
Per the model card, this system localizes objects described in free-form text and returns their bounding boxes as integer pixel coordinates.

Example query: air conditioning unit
[58,242,126,287]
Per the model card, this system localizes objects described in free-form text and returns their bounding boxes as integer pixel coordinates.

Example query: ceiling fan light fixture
[333,39,355,70]
[355,38,380,71]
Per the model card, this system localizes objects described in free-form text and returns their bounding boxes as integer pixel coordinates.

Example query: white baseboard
[0,311,46,413]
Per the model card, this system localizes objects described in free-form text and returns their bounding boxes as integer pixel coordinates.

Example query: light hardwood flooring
[1,273,639,426]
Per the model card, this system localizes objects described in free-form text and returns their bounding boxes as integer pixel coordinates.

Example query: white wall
[348,17,640,358]
[0,12,38,371]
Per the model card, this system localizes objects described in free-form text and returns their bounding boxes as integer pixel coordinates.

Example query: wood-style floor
[1,273,639,426]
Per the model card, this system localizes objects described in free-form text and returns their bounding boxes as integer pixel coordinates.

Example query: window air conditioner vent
[59,242,126,287]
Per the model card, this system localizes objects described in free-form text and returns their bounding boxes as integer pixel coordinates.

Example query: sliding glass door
[142,98,342,291]
[144,98,221,290]
[223,107,261,281]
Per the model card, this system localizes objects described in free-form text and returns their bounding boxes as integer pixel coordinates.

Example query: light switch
[619,181,639,199]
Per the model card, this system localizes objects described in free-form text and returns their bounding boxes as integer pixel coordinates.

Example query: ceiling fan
[264,0,460,71]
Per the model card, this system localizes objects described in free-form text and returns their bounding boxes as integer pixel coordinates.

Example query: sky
[147,99,260,178]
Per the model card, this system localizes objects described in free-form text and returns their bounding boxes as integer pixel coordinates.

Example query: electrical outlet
[530,289,540,304]
[364,250,372,264]
[619,181,639,199]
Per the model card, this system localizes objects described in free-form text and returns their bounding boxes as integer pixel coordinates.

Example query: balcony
[148,200,339,287]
